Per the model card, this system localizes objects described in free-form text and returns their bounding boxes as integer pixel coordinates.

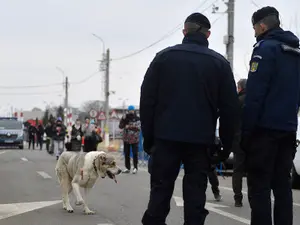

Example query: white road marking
[0,151,7,155]
[0,200,61,220]
[37,171,52,179]
[218,186,300,207]
[173,196,250,224]
[177,176,300,207]
[21,157,28,161]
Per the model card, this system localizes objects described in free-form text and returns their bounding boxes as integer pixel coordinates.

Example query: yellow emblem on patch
[250,61,259,72]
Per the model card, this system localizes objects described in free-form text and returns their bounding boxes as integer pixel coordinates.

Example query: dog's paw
[75,200,83,206]
[84,209,95,215]
[67,208,74,213]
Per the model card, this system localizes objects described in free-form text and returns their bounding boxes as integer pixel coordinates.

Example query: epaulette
[253,40,264,49]
[281,44,300,55]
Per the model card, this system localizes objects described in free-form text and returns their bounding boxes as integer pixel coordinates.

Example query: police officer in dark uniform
[232,78,247,207]
[140,13,239,225]
[242,6,300,225]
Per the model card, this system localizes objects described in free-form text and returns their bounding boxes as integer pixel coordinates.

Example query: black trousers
[28,135,35,149]
[142,139,210,225]
[37,136,43,150]
[46,138,51,152]
[124,142,138,170]
[246,128,296,225]
[208,168,220,195]
[232,140,246,202]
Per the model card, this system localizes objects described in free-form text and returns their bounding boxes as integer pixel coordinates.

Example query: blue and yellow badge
[250,61,259,72]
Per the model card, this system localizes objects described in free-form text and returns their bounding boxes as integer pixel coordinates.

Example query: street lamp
[92,33,105,54]
[118,98,129,114]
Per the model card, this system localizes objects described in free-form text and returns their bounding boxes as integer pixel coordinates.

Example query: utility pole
[104,48,110,146]
[226,0,235,69]
[64,76,69,126]
[212,0,235,69]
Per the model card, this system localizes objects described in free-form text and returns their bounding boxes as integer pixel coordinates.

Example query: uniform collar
[182,33,209,47]
[256,27,282,42]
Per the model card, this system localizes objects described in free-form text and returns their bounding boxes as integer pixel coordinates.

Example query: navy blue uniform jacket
[243,28,300,134]
[140,33,239,151]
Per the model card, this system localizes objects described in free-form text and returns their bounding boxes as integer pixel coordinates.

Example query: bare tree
[81,100,105,113]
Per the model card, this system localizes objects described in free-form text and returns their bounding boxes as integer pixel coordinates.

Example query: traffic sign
[89,109,98,118]
[111,110,117,119]
[98,111,106,120]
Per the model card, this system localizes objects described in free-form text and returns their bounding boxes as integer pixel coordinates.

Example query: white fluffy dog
[55,151,121,214]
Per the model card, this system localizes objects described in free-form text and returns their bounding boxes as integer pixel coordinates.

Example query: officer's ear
[182,29,187,36]
[205,30,211,39]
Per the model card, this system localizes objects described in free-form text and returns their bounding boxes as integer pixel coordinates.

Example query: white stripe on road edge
[173,196,250,224]
[21,157,28,161]
[0,200,61,220]
[218,186,300,207]
[37,171,52,179]
[0,151,7,155]
[177,176,300,207]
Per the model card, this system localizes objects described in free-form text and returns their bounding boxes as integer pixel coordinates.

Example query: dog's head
[95,152,121,182]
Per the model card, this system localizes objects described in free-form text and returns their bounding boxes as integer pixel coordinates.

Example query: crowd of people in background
[24,116,103,160]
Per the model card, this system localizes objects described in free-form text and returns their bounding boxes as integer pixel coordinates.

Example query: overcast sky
[0,0,299,114]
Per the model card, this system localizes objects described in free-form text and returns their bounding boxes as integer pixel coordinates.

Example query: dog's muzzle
[117,168,122,175]
[106,168,121,183]
[106,170,114,179]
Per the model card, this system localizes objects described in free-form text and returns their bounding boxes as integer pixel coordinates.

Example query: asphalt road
[0,148,300,225]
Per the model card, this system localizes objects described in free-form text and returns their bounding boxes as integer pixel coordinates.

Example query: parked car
[0,117,24,149]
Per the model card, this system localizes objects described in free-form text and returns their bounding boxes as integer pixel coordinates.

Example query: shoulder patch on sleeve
[281,44,300,55]
[250,61,259,72]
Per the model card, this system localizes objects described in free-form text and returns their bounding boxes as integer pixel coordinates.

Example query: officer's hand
[143,139,154,155]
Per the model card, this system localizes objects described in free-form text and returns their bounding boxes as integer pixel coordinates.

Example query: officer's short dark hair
[184,22,209,34]
[252,6,280,29]
[260,15,280,29]
[184,13,211,35]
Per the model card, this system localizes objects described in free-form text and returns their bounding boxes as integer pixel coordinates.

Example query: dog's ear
[98,153,107,162]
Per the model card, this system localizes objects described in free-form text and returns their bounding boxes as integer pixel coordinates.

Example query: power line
[0,71,99,89]
[0,82,62,89]
[70,71,99,85]
[111,0,219,61]
[0,91,63,96]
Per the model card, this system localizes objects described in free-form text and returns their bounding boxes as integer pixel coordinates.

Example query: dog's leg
[56,170,67,209]
[56,169,69,211]
[62,177,74,213]
[72,181,84,206]
[82,188,95,215]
